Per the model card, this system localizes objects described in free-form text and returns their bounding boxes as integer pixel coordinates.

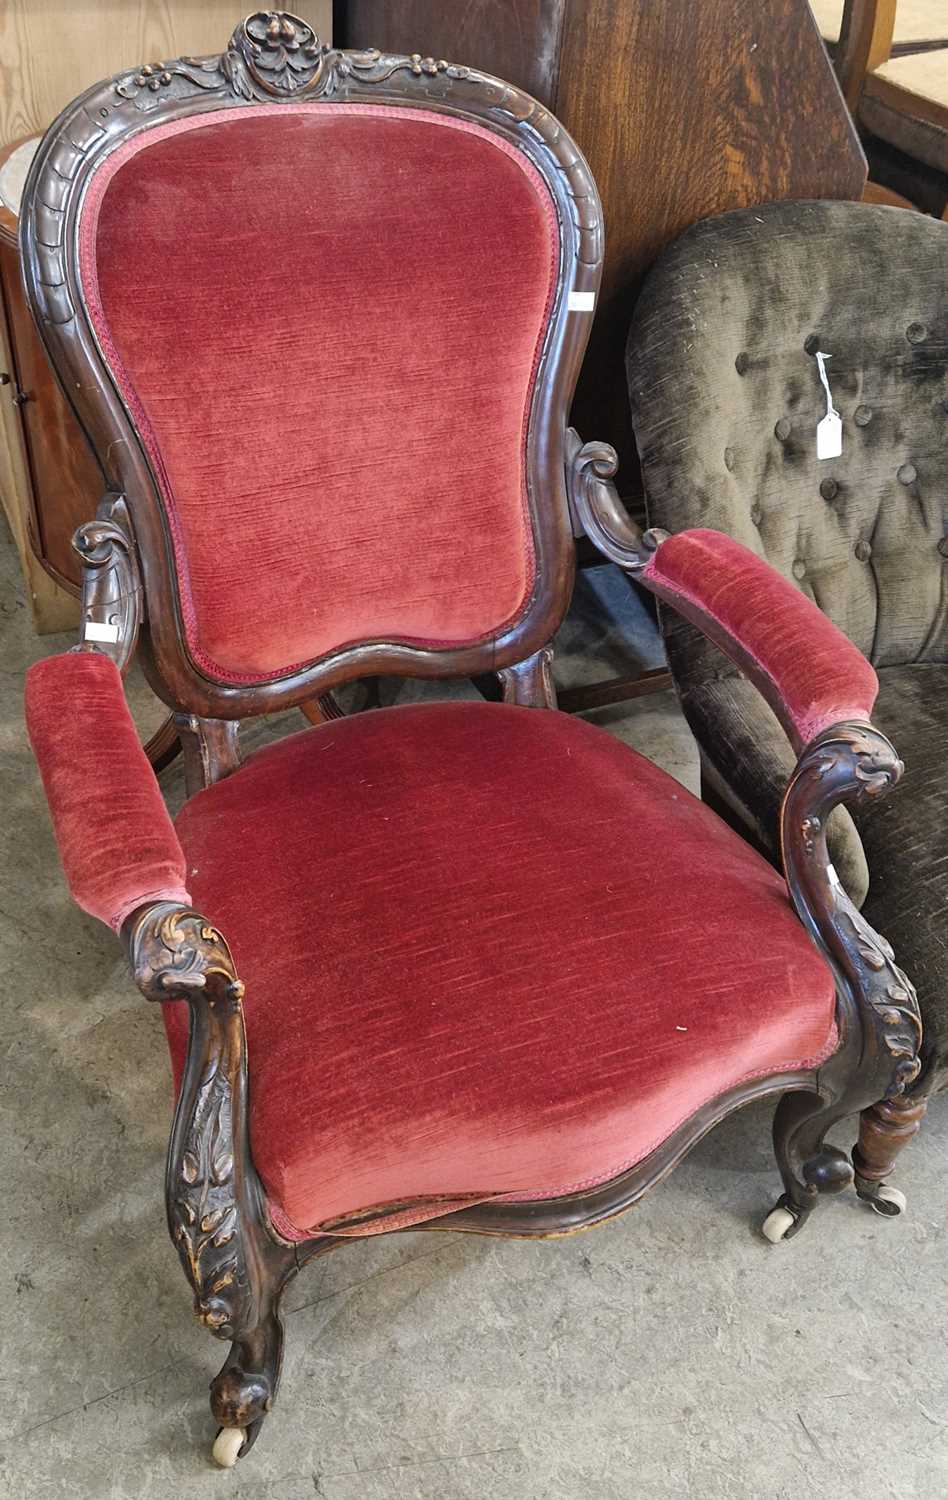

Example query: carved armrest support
[565,429,667,570]
[565,435,921,1099]
[781,723,922,1098]
[72,493,142,673]
[124,900,244,1007]
[123,901,267,1341]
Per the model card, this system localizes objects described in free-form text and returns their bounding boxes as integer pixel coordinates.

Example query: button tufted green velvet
[627,199,948,1093]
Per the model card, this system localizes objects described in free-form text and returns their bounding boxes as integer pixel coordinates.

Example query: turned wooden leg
[852,1094,928,1216]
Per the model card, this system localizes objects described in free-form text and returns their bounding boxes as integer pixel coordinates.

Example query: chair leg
[852,1093,927,1217]
[762,1090,855,1242]
[209,1279,290,1468]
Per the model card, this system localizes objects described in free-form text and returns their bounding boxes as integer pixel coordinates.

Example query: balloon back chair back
[21,12,922,1468]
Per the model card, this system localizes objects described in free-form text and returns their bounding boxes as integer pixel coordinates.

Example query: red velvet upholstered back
[78,105,559,684]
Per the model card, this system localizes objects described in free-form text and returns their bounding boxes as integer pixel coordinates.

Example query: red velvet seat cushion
[165,703,837,1237]
[79,104,557,682]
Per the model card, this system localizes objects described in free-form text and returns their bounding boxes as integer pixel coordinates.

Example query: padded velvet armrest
[25,652,191,930]
[641,530,879,753]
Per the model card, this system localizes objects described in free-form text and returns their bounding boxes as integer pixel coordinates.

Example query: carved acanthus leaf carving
[115,58,219,102]
[782,723,922,1096]
[126,902,254,1340]
[129,904,244,1007]
[840,900,922,1093]
[172,1060,246,1338]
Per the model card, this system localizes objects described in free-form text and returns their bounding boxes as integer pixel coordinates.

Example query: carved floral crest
[230,10,328,94]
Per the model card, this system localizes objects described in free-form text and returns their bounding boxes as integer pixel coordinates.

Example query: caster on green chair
[855,1177,907,1217]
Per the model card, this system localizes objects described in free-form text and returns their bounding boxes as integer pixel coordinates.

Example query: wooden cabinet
[335,0,867,502]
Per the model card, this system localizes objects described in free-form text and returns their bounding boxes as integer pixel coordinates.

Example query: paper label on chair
[84,619,120,643]
[816,410,842,461]
[814,351,843,460]
[568,290,596,312]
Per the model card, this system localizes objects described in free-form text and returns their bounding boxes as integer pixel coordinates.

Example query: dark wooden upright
[335,0,867,500]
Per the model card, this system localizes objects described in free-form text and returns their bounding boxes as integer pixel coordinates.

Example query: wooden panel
[0,234,103,589]
[0,0,332,149]
[556,0,867,488]
[335,0,866,501]
[333,0,566,104]
[0,273,77,633]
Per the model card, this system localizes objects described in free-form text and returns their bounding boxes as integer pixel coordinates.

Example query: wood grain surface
[0,1,332,149]
[336,0,866,495]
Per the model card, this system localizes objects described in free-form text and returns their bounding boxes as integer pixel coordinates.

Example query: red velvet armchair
[20,12,922,1468]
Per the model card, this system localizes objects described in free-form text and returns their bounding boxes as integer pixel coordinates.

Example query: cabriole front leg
[764,723,924,1240]
[763,1090,857,1242]
[125,902,296,1464]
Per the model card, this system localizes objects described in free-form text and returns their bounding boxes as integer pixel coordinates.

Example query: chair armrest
[640,529,879,754]
[782,722,922,1096]
[25,651,190,930]
[567,434,922,1095]
[567,435,878,754]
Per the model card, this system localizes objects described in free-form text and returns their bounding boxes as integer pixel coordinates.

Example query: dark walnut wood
[335,0,867,497]
[174,715,242,798]
[22,11,915,1465]
[125,900,298,1456]
[499,647,556,708]
[69,495,180,767]
[854,1094,928,1212]
[71,495,142,673]
[0,138,102,594]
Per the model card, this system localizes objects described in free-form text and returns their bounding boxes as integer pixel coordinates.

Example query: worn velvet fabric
[628,200,948,1085]
[78,104,558,683]
[642,529,879,749]
[851,665,948,1091]
[629,203,948,678]
[163,702,837,1237]
[24,653,191,930]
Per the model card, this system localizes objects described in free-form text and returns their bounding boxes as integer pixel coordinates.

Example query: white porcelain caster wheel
[761,1205,797,1244]
[212,1426,246,1468]
[867,1184,907,1218]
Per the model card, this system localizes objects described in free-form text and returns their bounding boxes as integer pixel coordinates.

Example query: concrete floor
[2,524,946,1500]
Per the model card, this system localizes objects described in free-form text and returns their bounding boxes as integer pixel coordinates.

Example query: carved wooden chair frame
[20,10,922,1466]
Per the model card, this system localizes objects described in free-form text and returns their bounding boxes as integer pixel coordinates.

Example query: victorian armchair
[627,198,945,1209]
[22,16,921,1468]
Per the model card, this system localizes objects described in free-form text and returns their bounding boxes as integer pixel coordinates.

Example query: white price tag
[84,619,120,643]
[814,351,842,461]
[816,410,842,461]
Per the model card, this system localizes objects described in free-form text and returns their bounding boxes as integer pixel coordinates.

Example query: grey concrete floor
[1,522,946,1500]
